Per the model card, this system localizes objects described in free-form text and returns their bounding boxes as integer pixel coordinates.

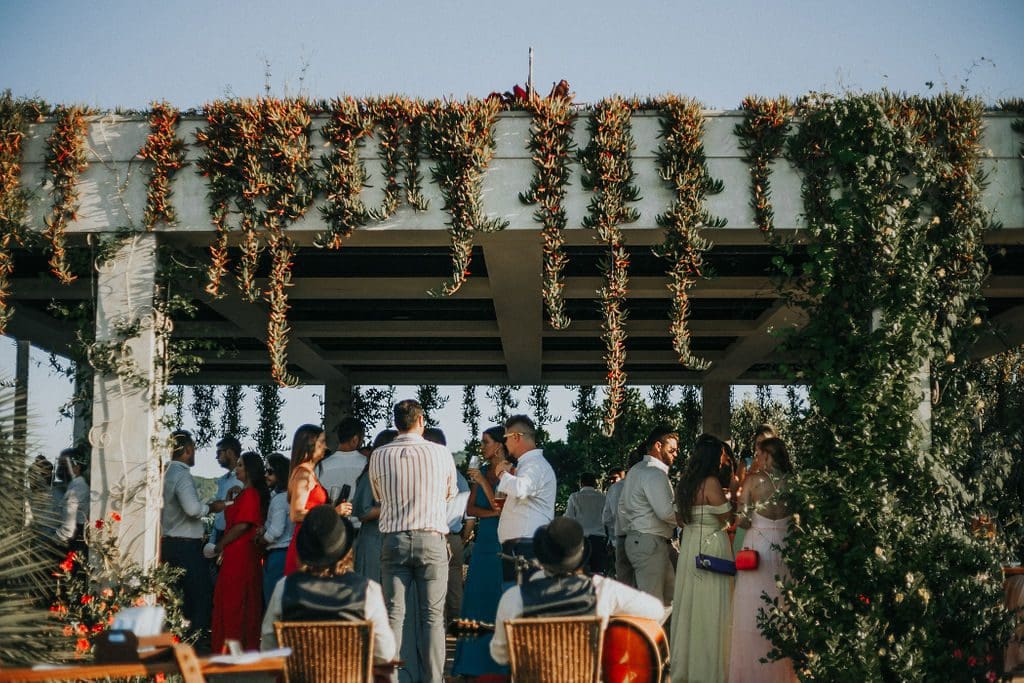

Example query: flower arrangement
[51,513,188,658]
[43,105,90,285]
[138,101,187,230]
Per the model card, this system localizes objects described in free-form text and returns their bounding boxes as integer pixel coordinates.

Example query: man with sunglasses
[492,414,556,585]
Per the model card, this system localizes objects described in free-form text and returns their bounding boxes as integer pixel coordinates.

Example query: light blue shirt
[446,471,471,534]
[214,470,242,532]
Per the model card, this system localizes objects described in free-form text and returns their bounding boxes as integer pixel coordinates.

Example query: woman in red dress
[211,451,269,653]
[284,424,352,575]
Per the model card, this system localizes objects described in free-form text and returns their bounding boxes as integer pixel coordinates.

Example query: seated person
[490,516,669,665]
[261,504,396,664]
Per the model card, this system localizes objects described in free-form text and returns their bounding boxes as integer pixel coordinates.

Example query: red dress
[284,471,328,576]
[211,487,265,653]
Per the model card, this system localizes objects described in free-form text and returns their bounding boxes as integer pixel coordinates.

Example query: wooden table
[0,650,286,682]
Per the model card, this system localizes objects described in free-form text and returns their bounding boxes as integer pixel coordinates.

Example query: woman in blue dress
[451,426,511,680]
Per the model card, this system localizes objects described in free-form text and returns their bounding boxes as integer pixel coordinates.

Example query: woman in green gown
[671,434,735,683]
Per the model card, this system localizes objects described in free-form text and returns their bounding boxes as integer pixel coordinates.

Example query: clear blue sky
[2,0,1021,475]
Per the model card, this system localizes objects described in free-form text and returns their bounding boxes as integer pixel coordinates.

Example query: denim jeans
[381,530,449,682]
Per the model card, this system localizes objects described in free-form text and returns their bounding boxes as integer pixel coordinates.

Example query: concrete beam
[703,301,808,383]
[480,232,543,384]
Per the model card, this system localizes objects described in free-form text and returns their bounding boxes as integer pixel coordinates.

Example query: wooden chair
[504,615,607,683]
[274,620,373,683]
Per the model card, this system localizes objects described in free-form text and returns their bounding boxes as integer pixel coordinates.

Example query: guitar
[448,615,669,683]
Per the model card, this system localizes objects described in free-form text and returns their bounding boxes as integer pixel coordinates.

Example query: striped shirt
[369,433,457,534]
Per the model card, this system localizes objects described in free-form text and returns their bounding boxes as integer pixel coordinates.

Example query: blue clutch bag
[695,553,736,575]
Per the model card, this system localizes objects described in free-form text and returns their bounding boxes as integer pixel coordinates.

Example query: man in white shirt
[564,472,608,575]
[492,414,556,585]
[161,430,226,643]
[618,426,679,605]
[261,504,396,665]
[490,517,667,666]
[369,399,457,683]
[317,417,366,530]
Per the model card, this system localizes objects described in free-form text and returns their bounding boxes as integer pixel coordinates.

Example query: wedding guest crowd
[105,397,797,682]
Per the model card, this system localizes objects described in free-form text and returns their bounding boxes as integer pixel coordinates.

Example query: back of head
[759,437,792,473]
[579,472,598,488]
[335,416,366,446]
[372,429,399,450]
[266,453,290,490]
[291,424,324,471]
[393,399,424,431]
[171,430,194,459]
[423,426,447,446]
[626,447,645,470]
[217,436,242,458]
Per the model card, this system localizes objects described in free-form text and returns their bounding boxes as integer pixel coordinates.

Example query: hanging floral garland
[654,96,726,370]
[317,96,374,248]
[365,96,429,219]
[579,97,641,435]
[521,93,578,330]
[0,95,44,333]
[195,98,317,386]
[138,101,187,231]
[43,105,90,285]
[422,97,508,296]
[734,95,793,233]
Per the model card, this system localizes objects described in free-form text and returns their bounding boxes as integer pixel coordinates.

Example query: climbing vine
[190,385,217,447]
[521,93,578,329]
[760,93,1009,682]
[579,97,640,435]
[220,385,247,439]
[194,98,317,386]
[0,94,44,333]
[43,105,90,285]
[461,384,481,454]
[254,384,286,455]
[734,96,793,233]
[422,97,508,296]
[138,101,186,230]
[654,96,726,370]
[415,385,449,427]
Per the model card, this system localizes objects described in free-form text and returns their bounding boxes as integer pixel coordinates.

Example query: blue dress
[451,470,510,677]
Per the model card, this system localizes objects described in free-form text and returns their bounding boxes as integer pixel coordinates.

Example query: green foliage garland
[527,385,559,443]
[220,384,247,439]
[317,97,374,248]
[43,105,90,285]
[190,385,216,447]
[734,96,793,233]
[416,384,449,427]
[461,384,481,454]
[138,101,186,230]
[521,94,578,329]
[350,385,396,434]
[194,98,317,386]
[365,97,429,219]
[486,384,520,425]
[760,93,1009,682]
[653,96,726,370]
[254,384,286,455]
[579,98,640,435]
[422,97,508,297]
[0,94,43,333]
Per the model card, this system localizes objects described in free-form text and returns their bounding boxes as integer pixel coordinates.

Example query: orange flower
[80,594,93,605]
[75,638,90,653]
[110,512,122,522]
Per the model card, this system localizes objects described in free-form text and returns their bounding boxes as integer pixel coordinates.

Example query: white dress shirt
[603,479,626,538]
[263,489,294,550]
[446,471,471,534]
[260,575,397,663]
[214,469,242,532]
[317,450,368,529]
[490,571,669,665]
[162,460,209,539]
[617,456,676,539]
[564,486,607,538]
[370,433,457,534]
[496,449,556,543]
[55,476,89,543]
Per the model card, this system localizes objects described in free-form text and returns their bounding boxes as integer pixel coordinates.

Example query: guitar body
[602,616,669,683]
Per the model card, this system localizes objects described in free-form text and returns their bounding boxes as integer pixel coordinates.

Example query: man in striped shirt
[369,399,457,683]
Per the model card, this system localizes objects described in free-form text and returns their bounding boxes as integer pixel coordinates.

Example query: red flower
[968,656,977,667]
[110,512,122,522]
[80,594,93,605]
[953,649,962,659]
[155,674,166,683]
[988,671,998,682]
[94,520,104,529]
[857,595,870,605]
[75,638,90,653]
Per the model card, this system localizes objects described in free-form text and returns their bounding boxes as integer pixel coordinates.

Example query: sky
[1,0,1022,476]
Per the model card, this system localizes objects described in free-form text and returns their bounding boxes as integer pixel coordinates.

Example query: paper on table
[207,647,292,664]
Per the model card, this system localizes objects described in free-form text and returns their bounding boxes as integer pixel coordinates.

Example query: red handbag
[735,548,759,571]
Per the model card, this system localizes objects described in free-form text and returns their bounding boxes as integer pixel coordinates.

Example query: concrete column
[89,233,164,569]
[701,382,731,440]
[323,381,353,450]
[14,339,29,454]
[72,365,93,450]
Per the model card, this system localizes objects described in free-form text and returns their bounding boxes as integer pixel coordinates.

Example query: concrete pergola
[6,110,1023,565]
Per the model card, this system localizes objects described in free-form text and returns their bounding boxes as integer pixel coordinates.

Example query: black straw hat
[533,517,589,574]
[296,505,354,568]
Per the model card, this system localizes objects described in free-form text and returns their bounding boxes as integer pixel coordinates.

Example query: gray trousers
[624,531,675,605]
[614,535,635,586]
[381,530,449,682]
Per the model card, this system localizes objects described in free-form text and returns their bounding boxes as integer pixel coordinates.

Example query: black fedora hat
[533,517,589,574]
[296,505,354,568]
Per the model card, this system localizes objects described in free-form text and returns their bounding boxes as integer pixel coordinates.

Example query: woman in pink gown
[729,437,797,683]
[284,424,352,576]
[211,451,269,653]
